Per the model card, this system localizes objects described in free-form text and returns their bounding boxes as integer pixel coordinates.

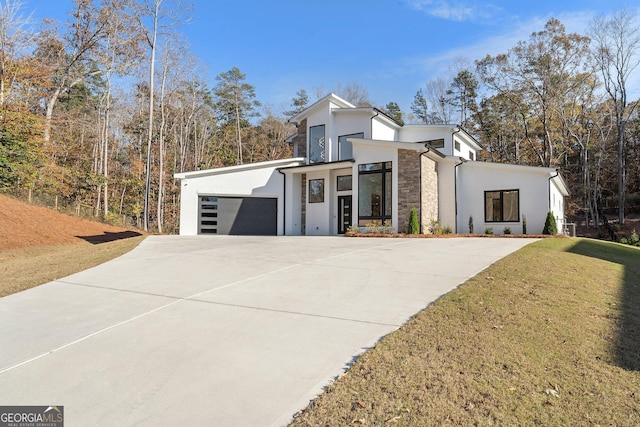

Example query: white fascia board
[174,158,305,180]
[461,160,569,195]
[288,93,355,124]
[279,160,355,174]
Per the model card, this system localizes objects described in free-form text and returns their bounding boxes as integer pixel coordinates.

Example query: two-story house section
[175,93,568,236]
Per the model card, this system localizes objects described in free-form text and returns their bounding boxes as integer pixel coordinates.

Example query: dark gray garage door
[199,196,277,235]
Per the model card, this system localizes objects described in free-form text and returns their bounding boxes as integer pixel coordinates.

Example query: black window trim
[309,124,326,164]
[309,178,325,203]
[336,174,352,192]
[484,189,520,223]
[358,161,393,223]
[338,132,364,161]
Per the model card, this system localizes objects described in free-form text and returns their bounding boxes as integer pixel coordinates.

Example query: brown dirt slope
[0,193,141,250]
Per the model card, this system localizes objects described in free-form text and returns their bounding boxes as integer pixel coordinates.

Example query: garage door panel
[199,196,277,235]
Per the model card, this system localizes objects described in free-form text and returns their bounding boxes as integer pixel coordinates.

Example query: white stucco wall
[371,116,398,141]
[175,159,302,235]
[305,170,332,235]
[456,162,561,235]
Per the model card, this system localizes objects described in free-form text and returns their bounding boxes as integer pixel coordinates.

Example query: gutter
[548,169,559,212]
[370,110,380,138]
[454,156,466,233]
[277,168,286,236]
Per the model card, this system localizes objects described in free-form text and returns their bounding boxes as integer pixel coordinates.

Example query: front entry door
[338,195,352,234]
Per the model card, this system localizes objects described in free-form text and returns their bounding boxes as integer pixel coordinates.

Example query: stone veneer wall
[301,173,306,235]
[420,155,439,233]
[293,118,307,158]
[397,149,421,233]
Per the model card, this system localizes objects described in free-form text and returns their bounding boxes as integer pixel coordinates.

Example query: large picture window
[358,162,392,225]
[309,125,325,163]
[338,132,363,161]
[485,190,519,222]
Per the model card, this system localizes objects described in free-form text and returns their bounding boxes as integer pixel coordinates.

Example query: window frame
[338,132,364,161]
[308,178,325,203]
[336,175,352,192]
[484,189,520,223]
[309,124,326,163]
[358,161,392,225]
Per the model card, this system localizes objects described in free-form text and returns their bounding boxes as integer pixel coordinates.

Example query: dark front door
[338,195,352,234]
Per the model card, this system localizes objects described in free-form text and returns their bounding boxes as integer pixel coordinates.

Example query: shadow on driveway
[567,239,640,371]
[76,230,142,245]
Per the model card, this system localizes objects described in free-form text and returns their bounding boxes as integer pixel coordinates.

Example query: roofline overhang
[287,93,355,124]
[351,138,446,159]
[278,159,355,174]
[174,157,305,179]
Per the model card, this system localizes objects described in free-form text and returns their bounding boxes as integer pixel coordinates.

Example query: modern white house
[174,93,568,236]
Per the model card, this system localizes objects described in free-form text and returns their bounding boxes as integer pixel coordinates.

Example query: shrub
[542,211,558,235]
[630,230,640,246]
[468,216,474,234]
[407,207,420,234]
[429,219,443,235]
[443,225,452,234]
[503,226,512,235]
[522,215,527,234]
[485,227,494,235]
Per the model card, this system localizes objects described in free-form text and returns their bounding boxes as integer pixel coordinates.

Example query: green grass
[0,236,146,298]
[290,238,640,425]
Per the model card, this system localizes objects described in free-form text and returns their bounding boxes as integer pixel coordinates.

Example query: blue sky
[26,0,640,117]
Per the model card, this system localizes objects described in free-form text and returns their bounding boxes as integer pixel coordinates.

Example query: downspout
[277,169,286,236]
[451,126,463,233]
[370,110,380,138]
[418,146,432,233]
[454,157,465,233]
[548,169,559,214]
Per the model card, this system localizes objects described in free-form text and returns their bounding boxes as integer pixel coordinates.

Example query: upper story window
[469,151,475,161]
[338,132,364,161]
[309,125,325,163]
[454,140,461,152]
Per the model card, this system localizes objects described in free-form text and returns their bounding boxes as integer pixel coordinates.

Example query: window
[469,151,475,161]
[454,140,461,152]
[309,125,325,163]
[338,132,363,160]
[309,179,324,203]
[485,190,519,222]
[337,175,352,191]
[199,196,218,234]
[423,138,445,148]
[358,162,392,225]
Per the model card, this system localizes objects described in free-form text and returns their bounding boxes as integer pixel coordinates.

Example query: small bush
[468,216,474,234]
[542,211,558,235]
[429,219,443,235]
[443,225,452,234]
[522,215,527,234]
[630,230,640,246]
[407,207,420,234]
[503,226,512,235]
[485,227,494,235]
[613,223,621,232]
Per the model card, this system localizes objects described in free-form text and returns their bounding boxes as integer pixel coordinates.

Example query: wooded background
[1,1,638,234]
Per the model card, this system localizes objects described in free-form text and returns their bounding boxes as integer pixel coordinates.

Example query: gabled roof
[288,93,355,124]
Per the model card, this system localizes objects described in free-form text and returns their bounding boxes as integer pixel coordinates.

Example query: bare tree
[0,0,32,109]
[590,8,640,225]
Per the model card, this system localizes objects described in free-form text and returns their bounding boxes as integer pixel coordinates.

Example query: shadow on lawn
[76,230,142,245]
[567,239,640,371]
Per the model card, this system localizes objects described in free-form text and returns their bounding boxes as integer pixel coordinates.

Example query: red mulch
[0,193,143,250]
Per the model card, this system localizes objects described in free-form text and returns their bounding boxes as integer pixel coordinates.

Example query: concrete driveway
[0,236,535,426]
